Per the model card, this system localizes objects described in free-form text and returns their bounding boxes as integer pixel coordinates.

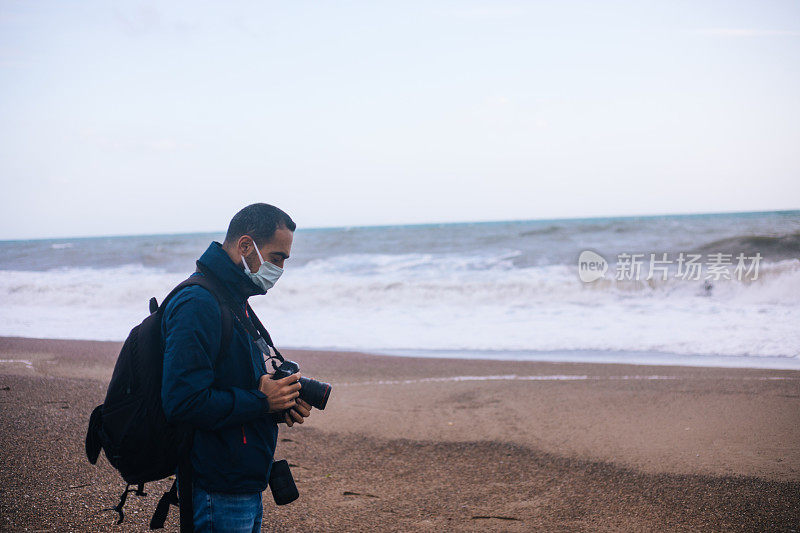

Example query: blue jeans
[192,482,263,533]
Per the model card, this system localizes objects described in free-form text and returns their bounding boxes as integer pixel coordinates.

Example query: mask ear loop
[253,239,266,265]
[241,235,264,274]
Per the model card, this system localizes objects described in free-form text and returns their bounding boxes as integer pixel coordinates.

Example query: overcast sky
[1,0,798,240]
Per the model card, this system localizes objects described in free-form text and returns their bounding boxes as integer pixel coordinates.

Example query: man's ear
[237,235,255,257]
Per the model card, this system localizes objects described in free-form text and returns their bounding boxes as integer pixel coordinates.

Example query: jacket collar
[197,241,265,302]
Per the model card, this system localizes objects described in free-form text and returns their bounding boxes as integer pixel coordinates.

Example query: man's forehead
[264,228,293,251]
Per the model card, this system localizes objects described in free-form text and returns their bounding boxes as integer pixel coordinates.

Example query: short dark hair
[223,203,296,246]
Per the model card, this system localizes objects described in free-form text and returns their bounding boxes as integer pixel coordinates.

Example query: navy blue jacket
[161,241,278,493]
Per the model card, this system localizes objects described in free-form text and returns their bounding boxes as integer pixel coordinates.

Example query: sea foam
[1,212,798,368]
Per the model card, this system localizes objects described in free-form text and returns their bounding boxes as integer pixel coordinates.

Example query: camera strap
[245,302,285,361]
[195,261,285,363]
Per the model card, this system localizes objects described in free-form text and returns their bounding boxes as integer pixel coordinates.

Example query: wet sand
[1,336,799,531]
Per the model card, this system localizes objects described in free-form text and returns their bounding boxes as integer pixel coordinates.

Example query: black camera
[271,359,331,410]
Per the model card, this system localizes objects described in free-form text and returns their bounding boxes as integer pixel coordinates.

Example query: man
[161,203,311,532]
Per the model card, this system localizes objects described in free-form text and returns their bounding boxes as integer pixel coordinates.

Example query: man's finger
[276,396,297,409]
[279,382,301,394]
[277,392,299,405]
[293,403,311,417]
[296,399,311,410]
[290,409,303,424]
[279,373,301,384]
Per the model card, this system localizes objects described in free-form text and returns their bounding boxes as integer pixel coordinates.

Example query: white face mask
[241,237,283,292]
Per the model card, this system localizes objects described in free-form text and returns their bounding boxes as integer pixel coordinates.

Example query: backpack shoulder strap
[178,274,234,354]
[159,274,234,356]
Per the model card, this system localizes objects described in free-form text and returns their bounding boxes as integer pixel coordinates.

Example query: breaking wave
[694,232,800,261]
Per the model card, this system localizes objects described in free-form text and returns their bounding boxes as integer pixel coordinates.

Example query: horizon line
[1,207,798,243]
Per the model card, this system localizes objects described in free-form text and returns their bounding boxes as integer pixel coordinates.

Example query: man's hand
[283,398,312,427]
[258,373,301,413]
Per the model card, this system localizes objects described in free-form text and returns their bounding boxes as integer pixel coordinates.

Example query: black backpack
[85,265,234,530]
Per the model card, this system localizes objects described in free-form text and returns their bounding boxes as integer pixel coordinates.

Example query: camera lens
[298,377,332,410]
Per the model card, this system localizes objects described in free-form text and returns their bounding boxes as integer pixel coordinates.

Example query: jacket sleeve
[161,286,271,431]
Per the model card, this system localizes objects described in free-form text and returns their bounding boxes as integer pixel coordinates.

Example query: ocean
[1,210,799,369]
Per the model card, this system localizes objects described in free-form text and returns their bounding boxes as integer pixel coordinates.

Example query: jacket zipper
[241,425,247,444]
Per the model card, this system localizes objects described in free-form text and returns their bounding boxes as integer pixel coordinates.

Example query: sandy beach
[1,336,799,532]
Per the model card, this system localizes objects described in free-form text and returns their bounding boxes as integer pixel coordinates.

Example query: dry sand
[1,336,799,532]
